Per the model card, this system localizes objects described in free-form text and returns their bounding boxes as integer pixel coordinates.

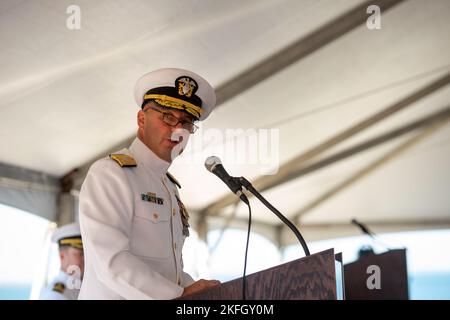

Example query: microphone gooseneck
[238,176,310,257]
[204,156,310,257]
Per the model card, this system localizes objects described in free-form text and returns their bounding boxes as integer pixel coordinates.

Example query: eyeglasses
[148,107,199,134]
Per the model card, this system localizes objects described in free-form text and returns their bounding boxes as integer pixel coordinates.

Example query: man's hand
[182,279,221,297]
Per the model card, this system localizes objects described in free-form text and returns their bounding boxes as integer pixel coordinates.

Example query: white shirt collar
[129,137,170,176]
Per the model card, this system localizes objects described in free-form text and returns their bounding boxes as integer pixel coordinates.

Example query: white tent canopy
[1,0,450,247]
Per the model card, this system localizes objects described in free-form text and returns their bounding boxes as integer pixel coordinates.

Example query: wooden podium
[344,249,409,299]
[179,249,344,300]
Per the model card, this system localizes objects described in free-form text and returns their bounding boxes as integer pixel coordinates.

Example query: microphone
[351,218,392,251]
[351,219,375,237]
[204,156,249,205]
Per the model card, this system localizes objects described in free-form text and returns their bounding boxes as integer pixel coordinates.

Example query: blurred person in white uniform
[40,222,84,300]
[78,68,220,299]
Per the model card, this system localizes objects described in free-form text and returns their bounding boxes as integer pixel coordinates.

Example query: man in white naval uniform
[78,68,220,299]
[40,222,84,300]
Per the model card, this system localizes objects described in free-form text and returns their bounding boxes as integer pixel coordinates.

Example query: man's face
[60,247,84,279]
[137,102,194,162]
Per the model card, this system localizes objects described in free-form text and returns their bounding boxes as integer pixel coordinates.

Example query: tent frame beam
[201,73,450,217]
[215,0,406,105]
[291,116,450,223]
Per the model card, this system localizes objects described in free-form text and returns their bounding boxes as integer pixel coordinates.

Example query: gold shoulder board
[53,282,65,293]
[109,154,137,167]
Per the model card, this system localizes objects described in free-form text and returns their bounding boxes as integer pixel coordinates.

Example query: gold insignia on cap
[53,282,65,293]
[176,76,197,98]
[109,154,137,167]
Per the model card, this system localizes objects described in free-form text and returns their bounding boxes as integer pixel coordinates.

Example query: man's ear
[59,249,65,261]
[137,109,146,129]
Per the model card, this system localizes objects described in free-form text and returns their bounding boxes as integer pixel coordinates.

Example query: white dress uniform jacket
[40,270,80,300]
[78,138,195,299]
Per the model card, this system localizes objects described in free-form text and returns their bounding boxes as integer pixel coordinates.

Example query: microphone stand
[236,176,310,257]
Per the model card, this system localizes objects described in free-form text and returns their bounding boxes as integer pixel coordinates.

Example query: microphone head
[205,156,222,172]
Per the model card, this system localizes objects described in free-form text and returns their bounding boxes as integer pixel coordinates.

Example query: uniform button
[152,213,159,220]
[177,278,181,285]
[172,208,176,216]
[173,242,177,250]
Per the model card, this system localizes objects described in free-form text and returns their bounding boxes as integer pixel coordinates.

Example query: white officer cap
[134,68,216,121]
[51,222,83,250]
